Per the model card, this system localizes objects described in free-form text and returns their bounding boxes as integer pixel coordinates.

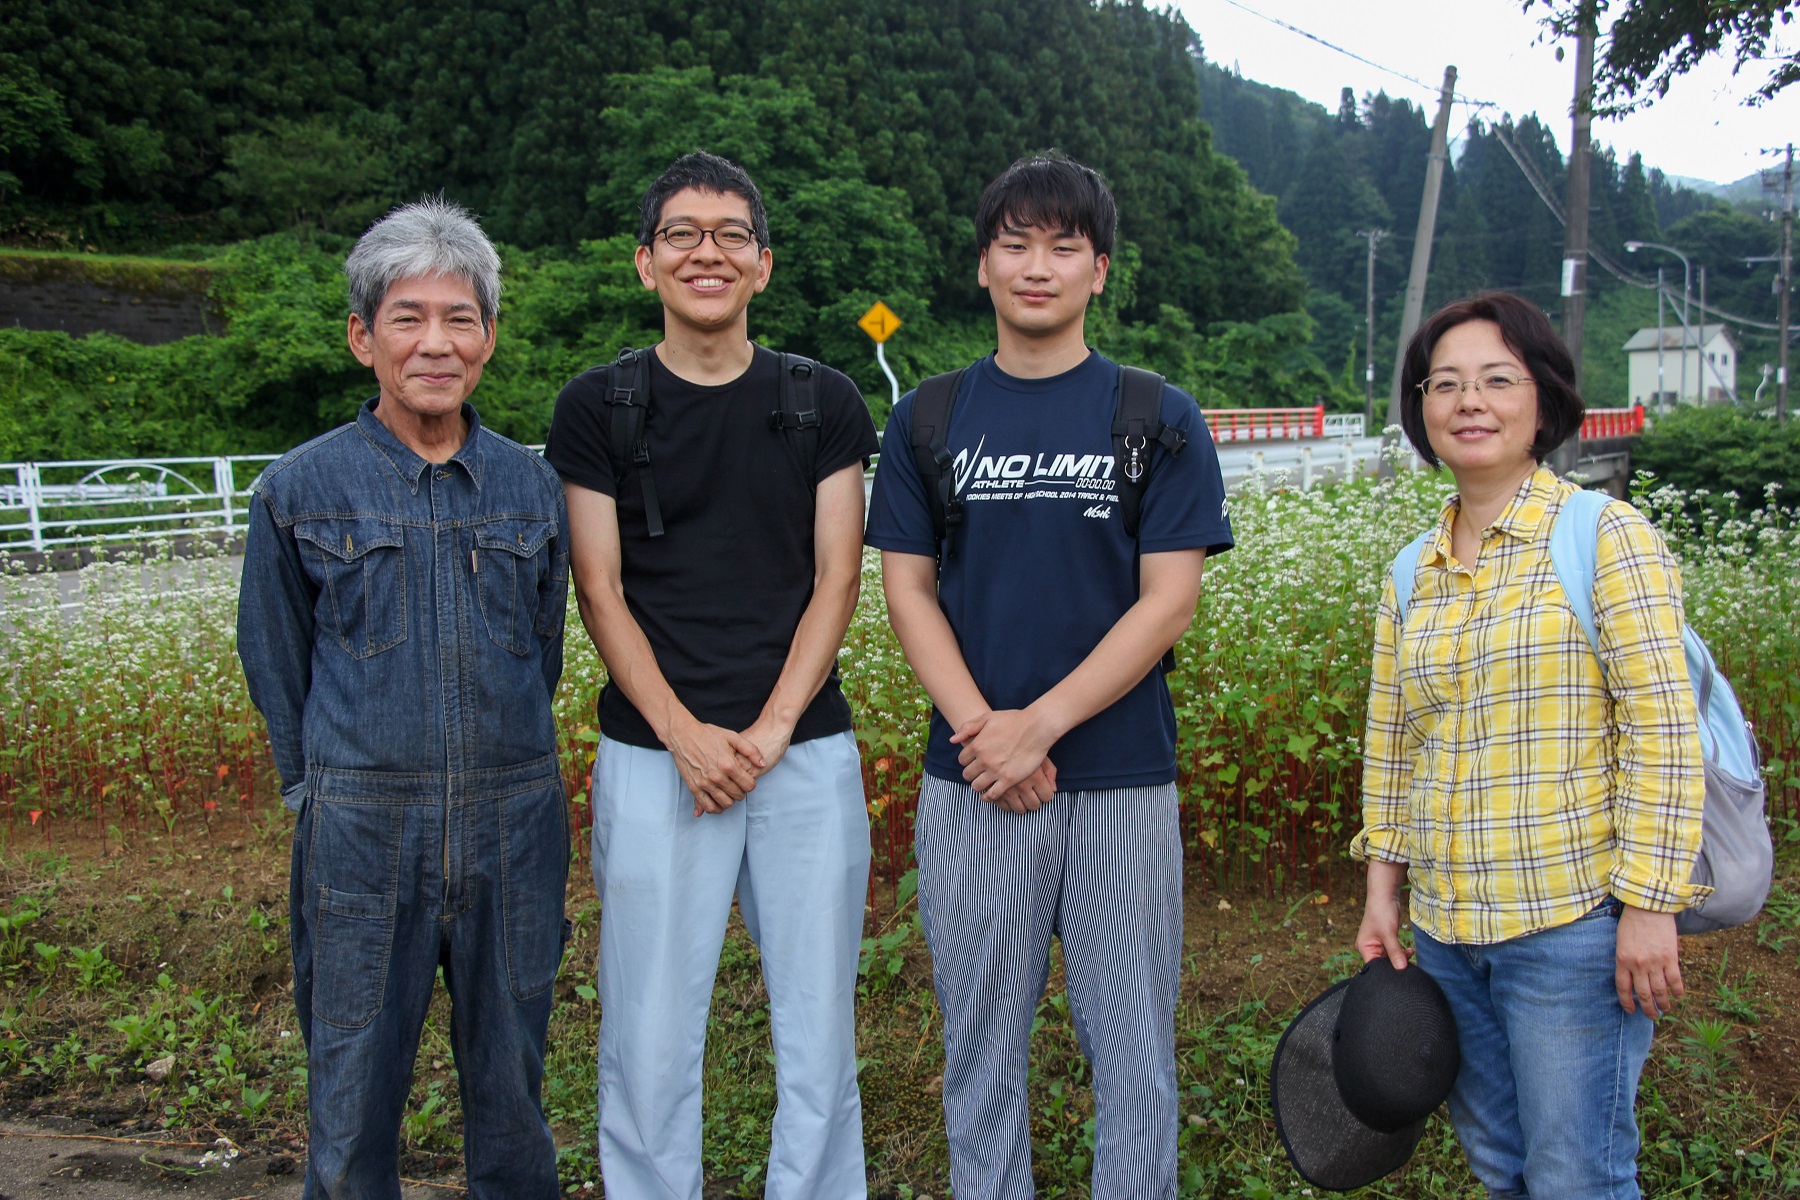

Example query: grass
[8,831,1800,1197]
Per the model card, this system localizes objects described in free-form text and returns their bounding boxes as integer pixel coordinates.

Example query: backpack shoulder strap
[909,368,968,556]
[1388,531,1433,656]
[1110,365,1185,671]
[1112,365,1185,540]
[768,352,823,495]
[1546,487,1611,668]
[603,348,662,538]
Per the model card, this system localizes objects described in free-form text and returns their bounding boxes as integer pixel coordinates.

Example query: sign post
[857,301,903,413]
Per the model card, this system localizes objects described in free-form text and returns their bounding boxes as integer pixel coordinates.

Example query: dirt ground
[0,1114,458,1198]
[4,821,1798,1197]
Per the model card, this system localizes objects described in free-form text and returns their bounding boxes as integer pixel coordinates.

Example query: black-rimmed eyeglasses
[655,223,759,252]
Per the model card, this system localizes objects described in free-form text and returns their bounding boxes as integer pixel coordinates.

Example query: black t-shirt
[545,345,879,749]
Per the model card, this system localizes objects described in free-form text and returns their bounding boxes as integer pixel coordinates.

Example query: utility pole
[1698,266,1707,402]
[1550,0,1597,476]
[1781,143,1793,421]
[1655,267,1665,409]
[1356,228,1387,431]
[1380,66,1456,474]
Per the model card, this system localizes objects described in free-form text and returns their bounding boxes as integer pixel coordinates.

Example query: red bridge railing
[1201,405,1326,442]
[1581,406,1645,438]
[1191,404,1643,443]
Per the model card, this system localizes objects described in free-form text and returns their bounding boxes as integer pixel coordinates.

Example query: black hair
[1398,290,1585,468]
[974,152,1117,257]
[637,151,769,248]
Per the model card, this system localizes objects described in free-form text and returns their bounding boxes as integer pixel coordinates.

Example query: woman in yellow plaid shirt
[1352,291,1705,1199]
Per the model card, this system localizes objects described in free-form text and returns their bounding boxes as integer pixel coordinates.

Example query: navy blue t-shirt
[864,351,1233,790]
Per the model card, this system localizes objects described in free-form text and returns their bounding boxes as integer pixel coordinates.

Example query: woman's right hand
[1357,860,1412,970]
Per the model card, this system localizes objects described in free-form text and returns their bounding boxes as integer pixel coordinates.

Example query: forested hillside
[1,0,1781,458]
[1,1,1313,322]
[6,0,1373,456]
[1193,57,1783,406]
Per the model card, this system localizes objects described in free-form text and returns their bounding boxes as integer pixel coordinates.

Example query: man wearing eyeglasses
[544,151,878,1200]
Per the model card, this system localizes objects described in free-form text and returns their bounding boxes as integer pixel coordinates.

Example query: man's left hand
[739,717,795,779]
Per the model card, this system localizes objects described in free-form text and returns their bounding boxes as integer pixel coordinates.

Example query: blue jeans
[289,756,570,1200]
[590,733,870,1200]
[1414,902,1654,1200]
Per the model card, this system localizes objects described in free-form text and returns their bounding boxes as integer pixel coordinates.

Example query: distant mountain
[1670,173,1767,205]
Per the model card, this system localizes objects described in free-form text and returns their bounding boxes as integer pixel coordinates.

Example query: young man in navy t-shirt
[865,153,1233,1199]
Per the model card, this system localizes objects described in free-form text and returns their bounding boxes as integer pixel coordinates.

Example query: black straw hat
[1269,958,1460,1192]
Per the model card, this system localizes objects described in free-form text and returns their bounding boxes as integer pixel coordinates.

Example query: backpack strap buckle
[768,408,822,431]
[1123,434,1148,481]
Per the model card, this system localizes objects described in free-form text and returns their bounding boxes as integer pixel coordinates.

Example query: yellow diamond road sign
[858,301,902,343]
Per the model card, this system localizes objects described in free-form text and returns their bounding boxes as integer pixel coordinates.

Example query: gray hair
[345,197,502,331]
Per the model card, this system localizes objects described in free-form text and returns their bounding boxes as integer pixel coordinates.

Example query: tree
[1277,129,1392,300]
[1525,1,1800,113]
[1661,206,1779,318]
[1616,152,1660,246]
[0,57,102,197]
[220,117,394,238]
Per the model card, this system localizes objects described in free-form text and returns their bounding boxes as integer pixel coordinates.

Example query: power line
[1217,0,1501,113]
[1490,122,1567,223]
[1488,120,1790,329]
[1206,3,1790,336]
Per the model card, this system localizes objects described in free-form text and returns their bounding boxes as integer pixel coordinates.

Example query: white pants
[590,732,870,1200]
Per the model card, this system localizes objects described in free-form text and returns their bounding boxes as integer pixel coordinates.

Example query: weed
[1676,1017,1740,1085]
[1757,885,1800,956]
[68,944,121,991]
[244,907,281,954]
[1709,953,1764,1024]
[0,896,43,966]
[859,869,920,995]
[401,1080,454,1149]
[31,941,61,976]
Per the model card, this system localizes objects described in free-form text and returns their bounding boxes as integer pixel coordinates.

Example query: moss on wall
[0,250,218,298]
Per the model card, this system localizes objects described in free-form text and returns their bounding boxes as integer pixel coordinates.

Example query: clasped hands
[667,706,1061,816]
[951,708,1058,813]
[666,714,792,816]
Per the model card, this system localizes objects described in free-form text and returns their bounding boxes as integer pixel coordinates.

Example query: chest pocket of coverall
[294,517,408,659]
[474,516,557,656]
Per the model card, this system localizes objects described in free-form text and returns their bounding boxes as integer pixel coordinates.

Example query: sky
[1176,0,1800,188]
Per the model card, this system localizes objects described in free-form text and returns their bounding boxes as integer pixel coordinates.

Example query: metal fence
[1,456,280,552]
[2,407,1635,553]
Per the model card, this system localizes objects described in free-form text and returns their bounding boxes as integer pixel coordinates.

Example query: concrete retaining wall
[0,255,222,344]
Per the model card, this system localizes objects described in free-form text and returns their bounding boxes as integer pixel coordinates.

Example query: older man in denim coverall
[238,198,571,1199]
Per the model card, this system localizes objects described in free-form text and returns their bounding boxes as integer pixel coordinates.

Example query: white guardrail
[1,457,280,553]
[3,415,1380,555]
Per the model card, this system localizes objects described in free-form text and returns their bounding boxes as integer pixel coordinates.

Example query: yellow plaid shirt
[1352,468,1705,944]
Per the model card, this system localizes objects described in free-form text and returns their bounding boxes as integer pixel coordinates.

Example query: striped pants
[915,775,1181,1200]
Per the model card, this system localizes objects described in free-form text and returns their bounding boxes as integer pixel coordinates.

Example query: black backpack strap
[768,352,823,495]
[1112,365,1185,539]
[1111,364,1186,671]
[603,347,663,538]
[908,368,968,559]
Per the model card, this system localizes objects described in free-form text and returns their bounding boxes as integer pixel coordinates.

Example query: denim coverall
[238,400,571,1199]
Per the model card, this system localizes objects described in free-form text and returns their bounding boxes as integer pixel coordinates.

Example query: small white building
[1622,324,1737,408]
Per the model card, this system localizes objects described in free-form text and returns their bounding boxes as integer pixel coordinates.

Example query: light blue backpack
[1389,488,1772,934]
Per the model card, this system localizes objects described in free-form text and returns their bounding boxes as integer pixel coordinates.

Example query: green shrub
[1633,406,1800,512]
